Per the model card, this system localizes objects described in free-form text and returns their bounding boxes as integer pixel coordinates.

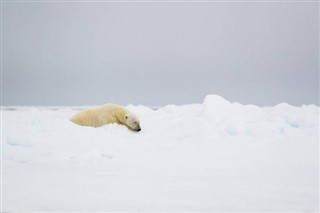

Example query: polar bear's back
[70,107,101,127]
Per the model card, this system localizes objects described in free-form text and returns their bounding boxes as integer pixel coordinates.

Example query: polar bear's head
[124,113,141,132]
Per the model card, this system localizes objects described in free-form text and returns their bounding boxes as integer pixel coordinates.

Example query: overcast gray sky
[2,1,319,106]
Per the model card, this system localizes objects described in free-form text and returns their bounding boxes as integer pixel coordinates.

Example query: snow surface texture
[2,95,319,212]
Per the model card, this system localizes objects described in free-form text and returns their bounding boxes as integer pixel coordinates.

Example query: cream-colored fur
[70,104,141,131]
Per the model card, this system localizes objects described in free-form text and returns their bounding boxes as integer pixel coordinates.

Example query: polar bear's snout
[131,123,141,132]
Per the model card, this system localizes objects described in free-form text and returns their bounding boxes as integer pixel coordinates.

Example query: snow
[1,95,319,211]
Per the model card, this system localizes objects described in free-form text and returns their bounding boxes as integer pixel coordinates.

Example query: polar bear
[70,104,141,131]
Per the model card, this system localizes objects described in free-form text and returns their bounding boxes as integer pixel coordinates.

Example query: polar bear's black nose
[137,128,141,132]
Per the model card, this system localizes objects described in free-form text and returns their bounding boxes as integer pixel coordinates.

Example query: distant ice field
[2,95,319,211]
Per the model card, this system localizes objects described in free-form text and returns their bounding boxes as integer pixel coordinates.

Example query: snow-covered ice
[1,95,319,211]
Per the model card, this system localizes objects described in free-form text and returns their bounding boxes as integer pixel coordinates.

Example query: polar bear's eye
[125,116,128,119]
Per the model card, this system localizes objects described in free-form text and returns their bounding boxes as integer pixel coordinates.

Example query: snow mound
[201,94,231,118]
